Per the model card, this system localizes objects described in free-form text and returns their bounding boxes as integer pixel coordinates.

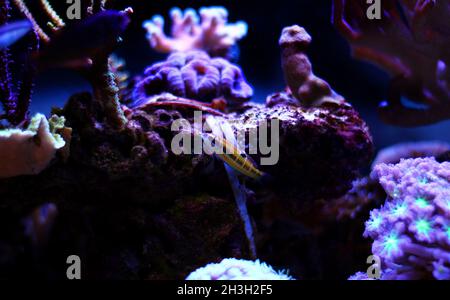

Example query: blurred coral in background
[143,6,247,60]
[333,0,450,126]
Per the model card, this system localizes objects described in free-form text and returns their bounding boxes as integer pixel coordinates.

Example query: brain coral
[131,50,253,107]
[186,258,293,280]
[363,157,450,280]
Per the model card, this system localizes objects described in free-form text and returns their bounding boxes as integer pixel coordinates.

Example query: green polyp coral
[48,114,68,145]
[415,197,429,208]
[0,113,66,178]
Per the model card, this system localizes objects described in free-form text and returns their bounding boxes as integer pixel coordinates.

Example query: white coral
[143,6,247,54]
[186,258,294,280]
[0,113,65,179]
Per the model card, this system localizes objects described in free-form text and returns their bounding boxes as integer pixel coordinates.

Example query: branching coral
[333,0,450,126]
[131,50,253,107]
[0,113,66,178]
[109,54,130,103]
[186,258,293,280]
[360,158,450,280]
[280,25,343,107]
[143,7,248,59]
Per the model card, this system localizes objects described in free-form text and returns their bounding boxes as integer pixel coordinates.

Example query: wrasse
[193,129,265,180]
[138,98,226,116]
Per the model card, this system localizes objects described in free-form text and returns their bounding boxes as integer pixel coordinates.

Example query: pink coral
[143,6,247,59]
[362,157,450,279]
[333,0,450,126]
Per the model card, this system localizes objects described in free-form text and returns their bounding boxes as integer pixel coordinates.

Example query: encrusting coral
[0,113,65,179]
[186,258,293,280]
[132,50,253,107]
[353,158,450,280]
[333,0,450,126]
[143,6,247,59]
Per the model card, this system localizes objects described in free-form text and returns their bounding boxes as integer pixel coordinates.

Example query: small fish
[201,115,257,257]
[0,20,32,49]
[198,130,265,180]
[135,96,226,116]
[36,10,131,69]
[190,117,265,180]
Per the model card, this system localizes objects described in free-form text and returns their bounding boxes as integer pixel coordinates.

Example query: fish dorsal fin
[205,115,242,152]
[205,115,261,169]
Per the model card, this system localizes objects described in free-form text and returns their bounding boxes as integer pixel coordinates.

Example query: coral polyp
[186,258,293,280]
[361,158,450,279]
[132,50,253,107]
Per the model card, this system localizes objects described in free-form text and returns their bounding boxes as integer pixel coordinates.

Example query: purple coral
[333,0,450,126]
[362,157,450,280]
[143,6,248,59]
[131,50,253,107]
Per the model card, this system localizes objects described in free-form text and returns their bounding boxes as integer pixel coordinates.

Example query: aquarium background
[31,0,450,150]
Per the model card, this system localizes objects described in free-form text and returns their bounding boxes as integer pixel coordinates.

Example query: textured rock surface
[233,95,373,203]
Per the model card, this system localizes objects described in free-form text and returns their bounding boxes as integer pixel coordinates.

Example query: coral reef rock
[232,99,373,203]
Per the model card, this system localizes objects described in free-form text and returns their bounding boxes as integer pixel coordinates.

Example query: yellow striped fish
[193,129,265,180]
